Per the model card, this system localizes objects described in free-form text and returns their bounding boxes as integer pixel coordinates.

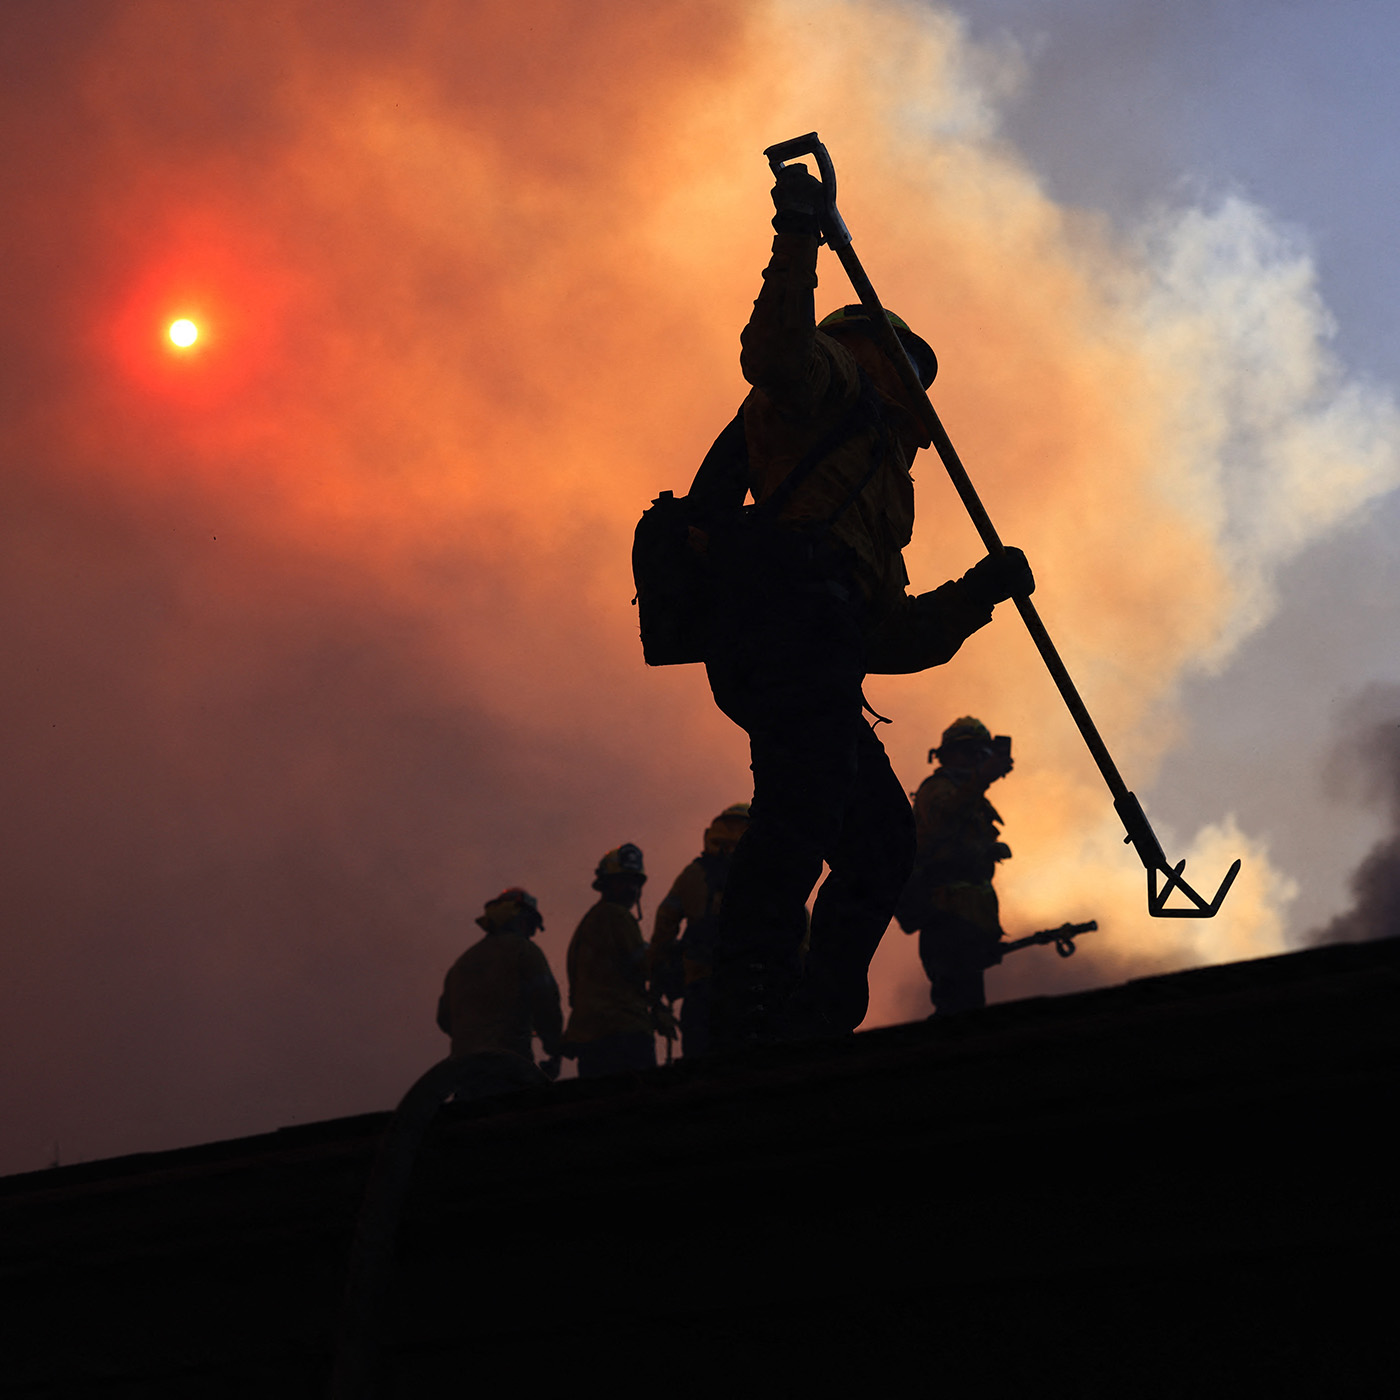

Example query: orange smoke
[9,0,1388,1171]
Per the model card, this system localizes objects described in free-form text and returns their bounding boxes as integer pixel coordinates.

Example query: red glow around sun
[103,214,302,408]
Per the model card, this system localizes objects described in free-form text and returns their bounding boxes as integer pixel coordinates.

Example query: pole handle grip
[762,132,852,249]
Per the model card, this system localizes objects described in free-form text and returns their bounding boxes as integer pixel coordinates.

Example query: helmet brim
[818,306,937,389]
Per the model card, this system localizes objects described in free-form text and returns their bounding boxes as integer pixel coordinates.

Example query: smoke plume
[1311,684,1400,945]
[1,0,1395,1171]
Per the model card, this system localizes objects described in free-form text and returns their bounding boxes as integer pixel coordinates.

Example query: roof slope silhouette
[3,936,1396,1396]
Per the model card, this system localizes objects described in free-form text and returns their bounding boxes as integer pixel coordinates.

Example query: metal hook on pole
[762,132,1241,919]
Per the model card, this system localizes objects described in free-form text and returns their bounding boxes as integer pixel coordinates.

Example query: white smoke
[1133,195,1400,662]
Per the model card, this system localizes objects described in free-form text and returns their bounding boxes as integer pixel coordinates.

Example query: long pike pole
[765,133,1239,918]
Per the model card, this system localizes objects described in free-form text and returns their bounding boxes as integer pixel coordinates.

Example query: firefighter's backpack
[631,413,747,667]
[631,384,884,667]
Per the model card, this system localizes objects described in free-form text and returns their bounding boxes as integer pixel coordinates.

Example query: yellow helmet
[818,304,937,388]
[941,716,991,748]
[930,717,1011,781]
[705,803,751,854]
[593,843,646,889]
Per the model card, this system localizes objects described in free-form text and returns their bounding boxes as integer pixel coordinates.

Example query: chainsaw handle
[762,132,852,249]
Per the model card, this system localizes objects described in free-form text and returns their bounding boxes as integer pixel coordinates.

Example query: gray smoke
[1312,683,1400,944]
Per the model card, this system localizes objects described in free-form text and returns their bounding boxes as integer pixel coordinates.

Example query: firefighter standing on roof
[703,163,1035,1048]
[563,844,660,1078]
[650,803,750,1057]
[896,718,1014,1014]
[436,886,564,1080]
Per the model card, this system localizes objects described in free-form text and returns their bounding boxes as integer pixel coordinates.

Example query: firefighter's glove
[540,1055,562,1082]
[960,547,1034,610]
[770,165,827,238]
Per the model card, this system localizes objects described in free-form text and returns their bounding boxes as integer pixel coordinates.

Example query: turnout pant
[911,881,1003,1016]
[918,917,992,1015]
[705,577,915,1040]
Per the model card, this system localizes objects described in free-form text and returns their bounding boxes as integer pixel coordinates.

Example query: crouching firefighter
[635,163,1035,1050]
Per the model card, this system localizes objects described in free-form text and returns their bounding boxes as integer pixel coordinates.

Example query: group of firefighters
[439,158,1063,1087]
[436,716,1016,1084]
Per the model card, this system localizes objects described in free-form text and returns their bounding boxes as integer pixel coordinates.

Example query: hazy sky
[956,0,1400,937]
[3,0,1397,1176]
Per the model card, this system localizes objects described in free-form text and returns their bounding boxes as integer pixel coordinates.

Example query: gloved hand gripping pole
[763,133,1240,918]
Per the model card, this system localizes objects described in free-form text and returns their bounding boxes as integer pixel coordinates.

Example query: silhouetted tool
[763,132,1240,919]
[1000,920,1097,958]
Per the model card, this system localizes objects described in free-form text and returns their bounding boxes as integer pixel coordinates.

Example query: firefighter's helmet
[818,304,937,388]
[705,803,751,855]
[476,886,544,935]
[930,717,1012,782]
[940,717,992,750]
[593,843,646,890]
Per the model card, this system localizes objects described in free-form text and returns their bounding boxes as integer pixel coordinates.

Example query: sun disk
[169,319,198,347]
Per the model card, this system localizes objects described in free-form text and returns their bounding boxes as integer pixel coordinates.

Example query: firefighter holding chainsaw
[896,718,1014,1014]
[702,164,1035,1048]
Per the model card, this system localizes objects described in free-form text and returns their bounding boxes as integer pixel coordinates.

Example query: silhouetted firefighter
[897,720,1098,1012]
[562,844,674,1077]
[896,719,1015,1015]
[650,803,751,1057]
[697,166,1035,1047]
[436,886,563,1091]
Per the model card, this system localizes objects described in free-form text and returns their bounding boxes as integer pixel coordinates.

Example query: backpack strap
[752,370,883,525]
[687,412,750,515]
[808,375,893,542]
[690,369,892,533]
